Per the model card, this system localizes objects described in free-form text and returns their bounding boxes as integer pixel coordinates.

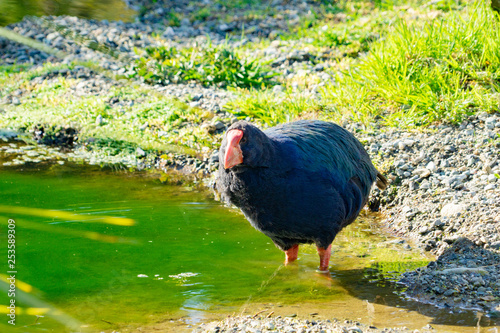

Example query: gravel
[195,316,393,333]
[400,238,500,315]
[350,112,500,316]
[357,112,500,257]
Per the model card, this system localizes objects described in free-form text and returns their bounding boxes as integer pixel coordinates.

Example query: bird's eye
[240,136,247,144]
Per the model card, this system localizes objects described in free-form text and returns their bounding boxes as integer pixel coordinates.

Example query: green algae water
[0,162,498,332]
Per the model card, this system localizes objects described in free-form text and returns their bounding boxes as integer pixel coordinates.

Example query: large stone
[441,203,467,217]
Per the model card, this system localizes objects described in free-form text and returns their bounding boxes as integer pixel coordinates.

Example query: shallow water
[0,162,498,332]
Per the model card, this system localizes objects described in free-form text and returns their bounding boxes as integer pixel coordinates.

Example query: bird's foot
[284,244,299,265]
[315,269,333,284]
[317,244,332,272]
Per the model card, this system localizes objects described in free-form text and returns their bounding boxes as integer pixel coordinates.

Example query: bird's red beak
[224,129,244,169]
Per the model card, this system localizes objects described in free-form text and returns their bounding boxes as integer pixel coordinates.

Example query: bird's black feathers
[217,120,384,251]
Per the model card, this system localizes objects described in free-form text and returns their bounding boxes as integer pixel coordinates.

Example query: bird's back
[265,120,378,198]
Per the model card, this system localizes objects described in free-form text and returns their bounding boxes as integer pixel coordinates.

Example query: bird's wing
[265,120,378,195]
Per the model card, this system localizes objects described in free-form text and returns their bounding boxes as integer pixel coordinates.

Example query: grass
[0,63,31,74]
[283,2,391,56]
[128,41,276,89]
[192,7,213,22]
[227,1,500,128]
[351,2,500,125]
[0,62,214,157]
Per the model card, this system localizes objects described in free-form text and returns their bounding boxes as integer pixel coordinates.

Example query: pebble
[194,315,388,333]
[487,174,498,182]
[440,203,466,217]
[426,161,437,172]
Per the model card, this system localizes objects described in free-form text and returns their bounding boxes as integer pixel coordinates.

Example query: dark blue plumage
[217,120,386,271]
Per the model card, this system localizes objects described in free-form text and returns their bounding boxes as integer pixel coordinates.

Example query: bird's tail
[376,172,388,190]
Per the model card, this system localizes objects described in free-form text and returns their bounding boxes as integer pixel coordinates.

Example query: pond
[0,0,135,26]
[0,159,498,332]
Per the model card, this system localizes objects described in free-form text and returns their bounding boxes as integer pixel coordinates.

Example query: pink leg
[284,244,299,264]
[317,244,332,273]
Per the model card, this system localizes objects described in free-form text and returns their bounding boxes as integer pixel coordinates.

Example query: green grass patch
[0,63,32,74]
[165,11,181,27]
[0,64,215,155]
[225,88,330,126]
[192,7,213,22]
[213,0,264,10]
[351,1,500,125]
[128,41,277,89]
[228,1,500,128]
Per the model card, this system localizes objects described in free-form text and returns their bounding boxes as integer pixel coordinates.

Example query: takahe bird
[217,120,387,272]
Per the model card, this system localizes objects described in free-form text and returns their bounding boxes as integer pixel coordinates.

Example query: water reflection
[181,289,211,325]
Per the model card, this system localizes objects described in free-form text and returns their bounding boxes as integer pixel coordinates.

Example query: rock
[164,26,175,36]
[202,123,217,135]
[443,289,455,296]
[11,97,21,105]
[96,114,103,125]
[485,184,497,191]
[213,121,225,130]
[209,152,219,163]
[46,32,59,41]
[136,147,146,157]
[433,219,445,229]
[440,203,466,217]
[413,168,431,178]
[313,63,325,72]
[426,161,437,172]
[488,174,498,182]
[192,93,203,101]
[219,23,231,32]
[420,180,431,189]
